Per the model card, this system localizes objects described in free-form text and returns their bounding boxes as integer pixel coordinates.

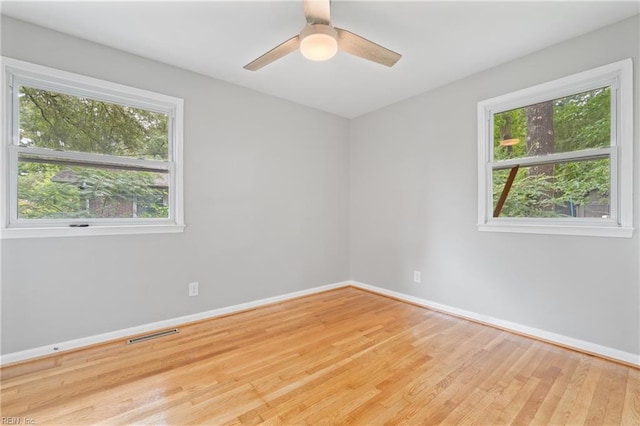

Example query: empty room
[1,0,639,424]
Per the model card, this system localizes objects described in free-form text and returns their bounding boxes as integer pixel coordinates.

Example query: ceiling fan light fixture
[299,24,338,61]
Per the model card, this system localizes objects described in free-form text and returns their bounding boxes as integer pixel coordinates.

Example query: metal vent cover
[127,328,178,344]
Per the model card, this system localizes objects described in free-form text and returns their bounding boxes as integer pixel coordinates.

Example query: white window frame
[477,59,633,238]
[0,57,185,239]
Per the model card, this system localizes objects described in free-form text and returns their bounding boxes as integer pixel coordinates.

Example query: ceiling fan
[243,0,401,71]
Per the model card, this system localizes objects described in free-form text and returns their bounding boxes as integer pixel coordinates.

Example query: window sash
[10,150,176,226]
[486,153,617,225]
[490,157,613,218]
[13,146,172,173]
[14,81,174,160]
[490,147,613,170]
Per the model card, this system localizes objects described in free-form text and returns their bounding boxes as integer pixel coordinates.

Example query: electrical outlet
[413,271,421,283]
[189,282,199,297]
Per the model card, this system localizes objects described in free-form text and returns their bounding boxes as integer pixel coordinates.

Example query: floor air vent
[127,328,178,344]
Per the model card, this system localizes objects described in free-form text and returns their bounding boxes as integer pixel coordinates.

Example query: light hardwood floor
[1,287,638,425]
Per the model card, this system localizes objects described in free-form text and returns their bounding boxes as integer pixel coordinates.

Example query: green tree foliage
[493,87,611,218]
[17,161,169,220]
[17,86,170,220]
[18,163,82,219]
[20,87,168,159]
[493,109,527,160]
[554,87,610,152]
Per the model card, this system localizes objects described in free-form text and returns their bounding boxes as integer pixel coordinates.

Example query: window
[1,57,184,238]
[477,59,633,237]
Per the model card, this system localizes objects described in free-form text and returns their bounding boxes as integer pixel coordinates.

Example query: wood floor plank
[601,364,628,425]
[529,351,580,425]
[1,286,637,425]
[621,369,640,425]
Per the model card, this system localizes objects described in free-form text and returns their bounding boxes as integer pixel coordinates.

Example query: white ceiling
[1,1,638,118]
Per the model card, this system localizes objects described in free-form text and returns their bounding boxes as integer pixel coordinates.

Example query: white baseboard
[349,281,640,367]
[0,281,350,366]
[3,280,638,367]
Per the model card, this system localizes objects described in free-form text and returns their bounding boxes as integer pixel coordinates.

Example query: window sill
[0,223,185,239]
[477,222,633,238]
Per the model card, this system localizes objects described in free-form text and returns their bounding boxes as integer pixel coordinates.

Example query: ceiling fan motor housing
[299,24,338,61]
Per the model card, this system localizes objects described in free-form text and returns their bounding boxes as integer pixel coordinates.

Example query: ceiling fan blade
[303,0,331,25]
[335,28,401,67]
[243,36,300,71]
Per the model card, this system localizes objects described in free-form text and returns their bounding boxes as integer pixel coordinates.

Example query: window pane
[18,159,169,220]
[492,159,610,218]
[493,87,610,161]
[19,86,169,160]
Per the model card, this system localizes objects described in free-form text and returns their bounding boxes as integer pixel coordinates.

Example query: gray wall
[350,15,640,355]
[0,16,350,354]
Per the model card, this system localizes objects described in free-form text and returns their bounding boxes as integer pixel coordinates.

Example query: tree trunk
[526,101,554,175]
[526,101,555,213]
